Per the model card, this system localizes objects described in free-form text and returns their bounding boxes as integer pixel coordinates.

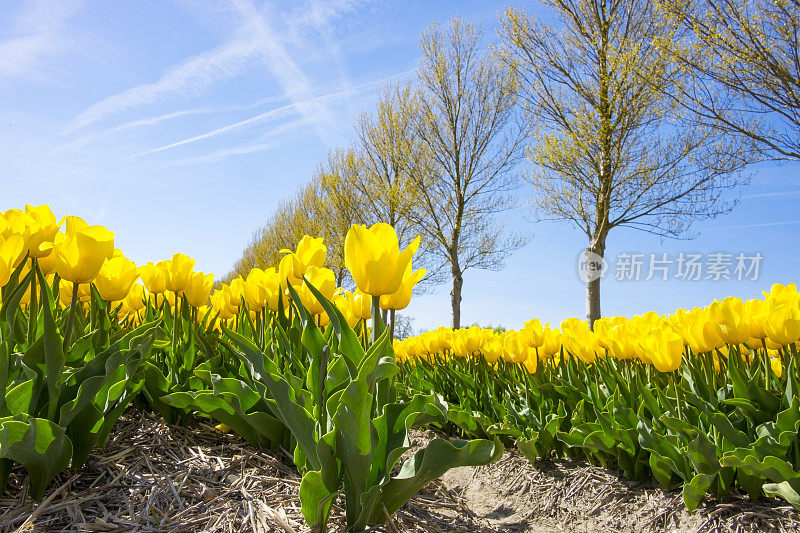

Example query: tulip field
[1,205,800,531]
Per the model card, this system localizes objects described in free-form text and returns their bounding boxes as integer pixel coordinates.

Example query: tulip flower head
[24,204,60,259]
[0,233,25,287]
[40,216,114,285]
[165,253,195,294]
[345,223,420,296]
[280,236,326,280]
[139,261,169,294]
[297,265,337,316]
[185,271,214,308]
[94,254,140,302]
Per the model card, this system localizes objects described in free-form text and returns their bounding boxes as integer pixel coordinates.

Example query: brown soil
[0,411,797,532]
[439,452,800,532]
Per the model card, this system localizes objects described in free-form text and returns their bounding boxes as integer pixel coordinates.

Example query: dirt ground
[0,410,798,532]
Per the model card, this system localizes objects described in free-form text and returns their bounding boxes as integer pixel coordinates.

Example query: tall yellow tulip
[639,328,683,372]
[296,265,336,316]
[125,283,146,313]
[280,236,326,279]
[344,223,420,296]
[2,209,32,252]
[94,254,140,302]
[0,234,25,287]
[139,261,169,294]
[24,204,60,258]
[41,216,114,284]
[185,271,214,308]
[165,253,195,294]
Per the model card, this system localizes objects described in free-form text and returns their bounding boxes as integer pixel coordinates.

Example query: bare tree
[658,0,800,161]
[325,84,447,286]
[500,0,748,328]
[414,17,528,329]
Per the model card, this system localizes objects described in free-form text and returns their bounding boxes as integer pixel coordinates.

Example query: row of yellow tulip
[394,285,799,374]
[0,205,427,328]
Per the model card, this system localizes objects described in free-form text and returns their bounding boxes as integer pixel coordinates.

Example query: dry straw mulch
[0,410,797,532]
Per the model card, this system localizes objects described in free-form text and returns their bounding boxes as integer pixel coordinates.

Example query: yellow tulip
[278,254,301,288]
[764,304,800,346]
[280,236,326,279]
[744,298,769,340]
[139,261,169,294]
[227,278,246,310]
[522,318,548,348]
[502,331,532,363]
[333,293,360,328]
[24,204,60,259]
[709,297,749,345]
[2,209,32,252]
[639,328,684,372]
[165,253,195,294]
[256,267,283,312]
[185,271,214,308]
[539,327,562,359]
[125,283,146,313]
[379,265,426,311]
[452,326,485,358]
[94,254,139,302]
[40,216,114,284]
[0,233,25,287]
[210,289,235,320]
[296,265,337,316]
[344,223,420,296]
[562,330,599,364]
[351,290,373,320]
[482,336,503,363]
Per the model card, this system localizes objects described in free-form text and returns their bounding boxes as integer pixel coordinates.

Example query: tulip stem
[370,296,384,344]
[63,283,80,351]
[28,258,38,343]
[171,292,182,360]
[389,310,396,342]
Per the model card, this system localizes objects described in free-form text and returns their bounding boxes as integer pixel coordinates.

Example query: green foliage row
[0,260,500,532]
[400,347,800,510]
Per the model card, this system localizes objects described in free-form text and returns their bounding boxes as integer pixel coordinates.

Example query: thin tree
[313,149,368,285]
[658,0,800,161]
[413,17,528,329]
[324,84,446,285]
[500,0,748,328]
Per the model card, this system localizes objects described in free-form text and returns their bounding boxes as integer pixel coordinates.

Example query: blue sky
[1,0,798,333]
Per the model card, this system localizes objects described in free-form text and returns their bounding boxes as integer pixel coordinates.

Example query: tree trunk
[585,240,606,330]
[450,263,463,330]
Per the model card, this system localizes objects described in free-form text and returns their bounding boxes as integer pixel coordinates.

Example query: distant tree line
[227,0,799,330]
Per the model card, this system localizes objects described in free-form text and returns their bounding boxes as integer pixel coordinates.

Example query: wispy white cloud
[705,219,800,231]
[159,117,314,166]
[226,0,339,143]
[64,33,264,132]
[54,94,284,153]
[125,75,396,159]
[0,0,85,82]
[65,0,362,140]
[285,0,373,90]
[743,190,800,200]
